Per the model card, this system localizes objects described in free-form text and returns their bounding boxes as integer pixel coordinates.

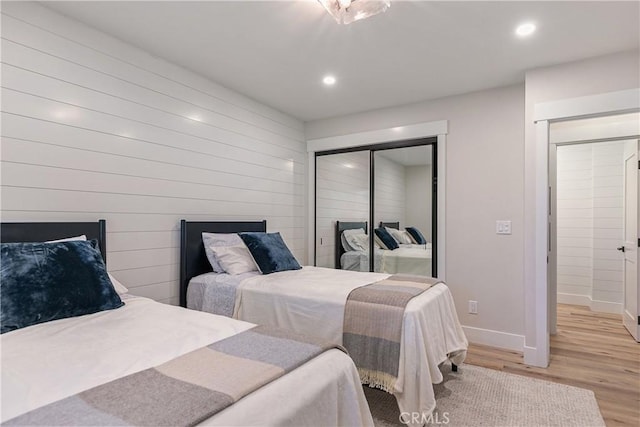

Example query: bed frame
[179,220,267,307]
[0,220,107,264]
[379,221,400,229]
[335,221,368,270]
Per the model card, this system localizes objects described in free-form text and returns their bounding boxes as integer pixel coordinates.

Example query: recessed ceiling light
[515,22,536,37]
[323,75,336,86]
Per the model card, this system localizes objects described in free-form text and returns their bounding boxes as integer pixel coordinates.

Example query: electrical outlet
[496,220,512,235]
[468,300,478,314]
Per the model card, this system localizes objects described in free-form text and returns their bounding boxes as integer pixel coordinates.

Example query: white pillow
[341,228,366,252]
[108,273,129,294]
[202,233,244,272]
[349,233,369,251]
[210,245,258,275]
[386,228,413,244]
[46,235,87,243]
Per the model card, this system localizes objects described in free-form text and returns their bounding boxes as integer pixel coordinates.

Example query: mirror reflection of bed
[337,220,432,277]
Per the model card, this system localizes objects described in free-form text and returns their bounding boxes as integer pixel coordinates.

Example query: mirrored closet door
[315,151,370,269]
[373,145,434,277]
[315,138,437,277]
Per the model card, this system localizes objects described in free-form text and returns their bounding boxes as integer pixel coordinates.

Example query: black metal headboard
[0,220,107,264]
[335,220,367,269]
[179,220,266,307]
[379,221,400,229]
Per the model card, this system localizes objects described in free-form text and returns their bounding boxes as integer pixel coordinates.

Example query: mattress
[189,266,468,424]
[1,294,373,426]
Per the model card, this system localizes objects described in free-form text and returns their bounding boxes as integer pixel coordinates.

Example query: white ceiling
[43,1,640,122]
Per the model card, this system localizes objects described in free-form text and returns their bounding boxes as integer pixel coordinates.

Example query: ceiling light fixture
[323,75,336,85]
[515,22,536,37]
[318,0,391,25]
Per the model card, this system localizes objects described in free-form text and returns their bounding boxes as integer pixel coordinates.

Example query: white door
[622,139,639,341]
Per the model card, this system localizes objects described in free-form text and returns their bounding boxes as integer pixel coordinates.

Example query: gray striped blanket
[5,325,339,426]
[343,274,439,393]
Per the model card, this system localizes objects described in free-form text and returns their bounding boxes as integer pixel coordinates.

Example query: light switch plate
[496,220,512,235]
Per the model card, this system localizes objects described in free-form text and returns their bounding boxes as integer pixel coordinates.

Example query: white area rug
[366,364,605,427]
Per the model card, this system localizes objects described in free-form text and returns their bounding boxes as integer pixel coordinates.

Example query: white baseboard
[462,325,524,352]
[557,292,622,314]
[523,345,549,367]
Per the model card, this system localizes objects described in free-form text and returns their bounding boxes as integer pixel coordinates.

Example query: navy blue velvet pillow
[0,240,124,334]
[405,227,427,245]
[239,232,301,274]
[374,227,399,250]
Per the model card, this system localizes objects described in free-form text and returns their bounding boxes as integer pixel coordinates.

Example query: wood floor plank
[465,304,640,427]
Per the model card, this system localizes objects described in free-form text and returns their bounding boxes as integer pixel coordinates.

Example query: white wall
[405,165,432,240]
[306,84,526,347]
[315,151,369,268]
[374,155,406,228]
[524,50,639,349]
[0,2,306,305]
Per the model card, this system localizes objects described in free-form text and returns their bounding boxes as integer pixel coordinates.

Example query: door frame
[528,88,640,367]
[307,120,448,280]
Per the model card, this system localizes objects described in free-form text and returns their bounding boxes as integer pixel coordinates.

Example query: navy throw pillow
[1,240,124,334]
[239,232,301,274]
[405,227,427,244]
[374,227,399,250]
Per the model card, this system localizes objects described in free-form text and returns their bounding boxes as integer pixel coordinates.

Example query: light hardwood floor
[465,304,639,427]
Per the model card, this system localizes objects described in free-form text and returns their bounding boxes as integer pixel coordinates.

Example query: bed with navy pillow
[180,219,468,423]
[0,221,374,427]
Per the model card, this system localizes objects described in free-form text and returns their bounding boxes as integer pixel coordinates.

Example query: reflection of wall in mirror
[315,151,369,268]
[405,165,432,241]
[374,156,406,227]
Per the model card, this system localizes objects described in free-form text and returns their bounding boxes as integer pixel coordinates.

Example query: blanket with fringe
[343,274,439,393]
[5,325,338,426]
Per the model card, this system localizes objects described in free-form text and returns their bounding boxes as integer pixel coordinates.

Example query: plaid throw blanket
[343,274,440,393]
[6,325,338,426]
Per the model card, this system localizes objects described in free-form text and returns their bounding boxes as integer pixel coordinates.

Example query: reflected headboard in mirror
[379,221,400,229]
[179,220,266,307]
[335,220,367,270]
[0,220,107,264]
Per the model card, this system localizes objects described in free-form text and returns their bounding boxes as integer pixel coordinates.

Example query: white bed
[188,266,468,422]
[1,293,374,426]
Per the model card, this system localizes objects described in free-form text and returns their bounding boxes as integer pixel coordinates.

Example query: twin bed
[1,221,373,426]
[181,220,468,422]
[337,220,433,275]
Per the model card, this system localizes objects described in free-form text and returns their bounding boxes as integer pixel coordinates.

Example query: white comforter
[233,266,468,423]
[1,294,373,426]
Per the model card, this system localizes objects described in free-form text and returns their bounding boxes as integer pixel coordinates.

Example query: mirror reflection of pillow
[341,228,365,252]
[386,227,413,244]
[374,227,399,250]
[343,228,368,251]
[405,227,427,245]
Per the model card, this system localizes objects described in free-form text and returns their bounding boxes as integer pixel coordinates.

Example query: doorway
[549,113,639,341]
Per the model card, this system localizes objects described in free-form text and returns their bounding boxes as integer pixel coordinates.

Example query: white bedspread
[233,266,468,423]
[1,294,373,426]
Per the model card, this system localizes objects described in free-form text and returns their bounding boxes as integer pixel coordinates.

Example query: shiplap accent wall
[315,151,369,268]
[374,155,406,228]
[0,2,306,305]
[556,141,624,311]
